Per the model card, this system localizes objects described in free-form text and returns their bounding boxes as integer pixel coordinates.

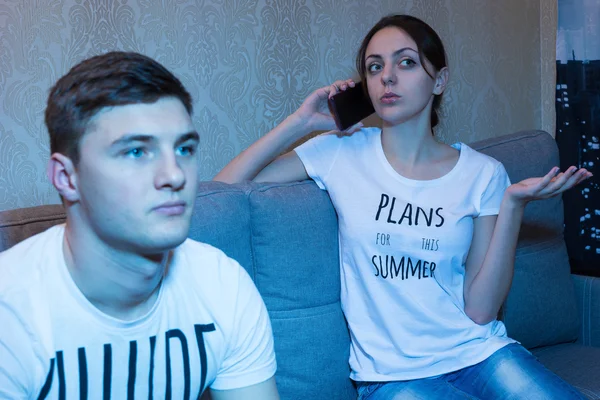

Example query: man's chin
[137,230,189,255]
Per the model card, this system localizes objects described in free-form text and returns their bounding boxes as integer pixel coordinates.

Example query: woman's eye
[368,63,382,73]
[399,59,416,67]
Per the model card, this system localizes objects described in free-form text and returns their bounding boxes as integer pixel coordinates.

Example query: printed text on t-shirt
[372,193,442,281]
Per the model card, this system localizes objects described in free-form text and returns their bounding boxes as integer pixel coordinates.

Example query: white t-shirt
[0,225,276,399]
[295,127,515,382]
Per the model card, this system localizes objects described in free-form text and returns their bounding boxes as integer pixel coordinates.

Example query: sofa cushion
[269,303,356,400]
[471,130,580,349]
[247,181,342,311]
[503,237,580,349]
[532,343,600,399]
[189,180,356,399]
[573,274,600,348]
[247,181,355,399]
[188,181,254,274]
[0,204,65,252]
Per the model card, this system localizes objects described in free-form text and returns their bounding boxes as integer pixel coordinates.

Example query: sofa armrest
[573,274,600,347]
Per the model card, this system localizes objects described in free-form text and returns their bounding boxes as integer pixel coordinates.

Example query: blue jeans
[356,343,586,400]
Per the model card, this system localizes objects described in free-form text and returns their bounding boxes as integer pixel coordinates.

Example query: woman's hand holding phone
[213,78,366,184]
[291,79,364,134]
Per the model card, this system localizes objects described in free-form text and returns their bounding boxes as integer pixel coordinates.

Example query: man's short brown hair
[45,51,193,164]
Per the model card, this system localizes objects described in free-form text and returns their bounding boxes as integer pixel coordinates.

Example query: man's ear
[47,153,79,203]
[433,67,449,95]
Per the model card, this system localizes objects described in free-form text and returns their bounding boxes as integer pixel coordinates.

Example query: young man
[0,52,279,399]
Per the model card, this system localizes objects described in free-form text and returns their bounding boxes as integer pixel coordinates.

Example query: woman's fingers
[536,167,560,191]
[335,121,364,137]
[337,79,355,91]
[545,166,577,192]
[346,121,363,133]
[577,170,594,184]
[556,168,592,193]
[542,167,592,197]
[327,79,356,98]
[565,168,590,187]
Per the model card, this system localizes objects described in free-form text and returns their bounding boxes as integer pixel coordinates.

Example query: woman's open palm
[507,166,593,204]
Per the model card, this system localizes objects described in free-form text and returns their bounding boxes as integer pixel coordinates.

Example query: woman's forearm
[464,195,525,325]
[213,113,311,183]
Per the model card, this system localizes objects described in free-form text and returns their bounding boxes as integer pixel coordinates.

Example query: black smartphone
[327,83,375,131]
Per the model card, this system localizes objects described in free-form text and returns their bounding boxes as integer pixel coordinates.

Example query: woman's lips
[380,93,400,104]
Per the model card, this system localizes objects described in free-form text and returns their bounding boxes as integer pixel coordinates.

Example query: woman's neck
[380,115,460,181]
[381,116,438,166]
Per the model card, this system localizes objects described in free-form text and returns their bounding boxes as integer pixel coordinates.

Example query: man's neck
[62,223,169,321]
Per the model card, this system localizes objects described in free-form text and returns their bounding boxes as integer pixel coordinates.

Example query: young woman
[215,14,591,400]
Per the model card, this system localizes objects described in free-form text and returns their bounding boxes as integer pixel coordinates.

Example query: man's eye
[178,145,197,156]
[124,148,145,158]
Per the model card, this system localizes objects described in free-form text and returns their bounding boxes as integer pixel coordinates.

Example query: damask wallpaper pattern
[0,0,556,210]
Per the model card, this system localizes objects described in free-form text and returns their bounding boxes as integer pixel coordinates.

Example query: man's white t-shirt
[295,127,515,382]
[0,225,276,398]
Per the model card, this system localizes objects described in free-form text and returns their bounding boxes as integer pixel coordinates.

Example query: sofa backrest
[0,129,581,398]
[0,204,66,251]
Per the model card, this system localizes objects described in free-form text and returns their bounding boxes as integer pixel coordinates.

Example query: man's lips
[153,201,187,216]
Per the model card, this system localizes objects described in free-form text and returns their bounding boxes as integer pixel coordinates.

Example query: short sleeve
[479,162,511,217]
[294,132,344,190]
[210,265,277,390]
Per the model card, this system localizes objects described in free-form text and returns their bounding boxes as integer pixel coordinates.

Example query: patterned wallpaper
[0,0,557,211]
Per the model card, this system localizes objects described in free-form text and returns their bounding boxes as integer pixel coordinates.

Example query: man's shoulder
[174,239,250,285]
[0,227,60,362]
[0,225,63,295]
[0,223,63,257]
[178,239,238,265]
[168,239,259,324]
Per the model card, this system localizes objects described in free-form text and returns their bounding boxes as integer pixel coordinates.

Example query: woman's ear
[47,153,79,203]
[433,67,449,95]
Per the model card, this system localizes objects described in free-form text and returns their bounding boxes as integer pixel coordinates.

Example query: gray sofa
[1,130,600,399]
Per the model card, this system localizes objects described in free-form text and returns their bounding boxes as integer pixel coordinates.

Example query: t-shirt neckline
[374,130,468,187]
[55,224,166,330]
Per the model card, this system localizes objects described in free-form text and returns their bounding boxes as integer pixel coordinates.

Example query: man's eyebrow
[176,131,200,145]
[366,47,418,61]
[110,134,156,147]
[110,132,199,148]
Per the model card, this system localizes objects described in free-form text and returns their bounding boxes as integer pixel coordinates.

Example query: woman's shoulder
[457,143,504,170]
[301,126,381,153]
[315,126,380,142]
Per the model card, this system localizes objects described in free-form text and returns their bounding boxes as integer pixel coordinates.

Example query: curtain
[556,0,600,275]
